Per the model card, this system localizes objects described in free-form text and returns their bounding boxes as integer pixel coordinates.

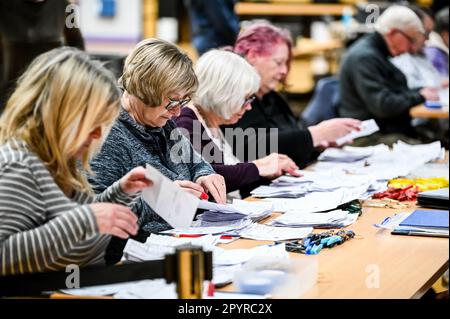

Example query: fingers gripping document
[142,164,199,228]
[335,119,380,146]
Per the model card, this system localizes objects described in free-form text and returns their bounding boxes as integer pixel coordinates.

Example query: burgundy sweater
[175,107,262,193]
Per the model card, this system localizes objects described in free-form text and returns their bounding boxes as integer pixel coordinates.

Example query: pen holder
[233,257,318,298]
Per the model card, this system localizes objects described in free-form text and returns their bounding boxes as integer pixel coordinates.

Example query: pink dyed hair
[234,22,294,85]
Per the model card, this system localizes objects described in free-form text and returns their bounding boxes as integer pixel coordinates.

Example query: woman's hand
[90,203,138,239]
[174,180,206,199]
[196,174,227,204]
[253,153,300,179]
[309,118,362,147]
[119,166,153,195]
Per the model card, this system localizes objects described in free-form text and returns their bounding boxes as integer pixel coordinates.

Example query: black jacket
[223,91,318,169]
[0,0,84,111]
[338,32,425,137]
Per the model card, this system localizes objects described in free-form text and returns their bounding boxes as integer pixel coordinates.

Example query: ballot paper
[348,141,445,181]
[335,119,380,146]
[142,164,199,228]
[240,223,313,241]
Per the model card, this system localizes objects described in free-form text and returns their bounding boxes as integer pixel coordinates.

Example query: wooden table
[235,2,355,16]
[410,104,449,119]
[218,204,449,299]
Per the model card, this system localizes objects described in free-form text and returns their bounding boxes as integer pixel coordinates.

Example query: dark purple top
[175,107,261,193]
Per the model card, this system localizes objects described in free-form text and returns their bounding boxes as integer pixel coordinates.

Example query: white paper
[213,244,289,266]
[142,164,199,228]
[335,119,380,146]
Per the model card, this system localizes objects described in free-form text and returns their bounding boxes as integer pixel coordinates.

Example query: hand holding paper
[141,164,199,229]
[335,119,379,146]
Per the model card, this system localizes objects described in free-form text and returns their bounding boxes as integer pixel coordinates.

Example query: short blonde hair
[193,49,260,120]
[0,47,120,195]
[375,5,425,35]
[119,38,198,106]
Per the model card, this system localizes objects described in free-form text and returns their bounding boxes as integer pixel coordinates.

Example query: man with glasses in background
[339,5,439,146]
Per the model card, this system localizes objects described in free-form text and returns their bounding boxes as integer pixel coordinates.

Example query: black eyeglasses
[165,96,191,111]
[242,95,256,108]
[395,29,419,45]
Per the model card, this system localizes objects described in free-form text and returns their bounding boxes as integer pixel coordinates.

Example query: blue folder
[399,209,449,229]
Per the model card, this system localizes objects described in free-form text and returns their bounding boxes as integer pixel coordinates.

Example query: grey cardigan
[89,108,214,234]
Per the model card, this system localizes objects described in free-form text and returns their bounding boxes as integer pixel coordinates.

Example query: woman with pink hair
[226,21,361,167]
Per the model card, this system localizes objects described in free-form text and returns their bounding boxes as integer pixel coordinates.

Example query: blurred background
[1,0,446,114]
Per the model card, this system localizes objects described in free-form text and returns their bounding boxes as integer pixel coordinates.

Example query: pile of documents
[318,144,387,162]
[197,199,274,222]
[317,142,445,182]
[122,234,219,262]
[268,209,359,228]
[262,185,369,213]
[251,170,373,199]
[162,218,253,237]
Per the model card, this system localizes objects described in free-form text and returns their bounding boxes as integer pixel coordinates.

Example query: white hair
[193,49,260,120]
[375,5,425,35]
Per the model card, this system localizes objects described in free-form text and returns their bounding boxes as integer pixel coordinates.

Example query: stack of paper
[250,184,309,198]
[122,234,219,262]
[251,170,372,198]
[161,218,253,237]
[198,199,273,222]
[268,209,359,228]
[264,186,368,213]
[318,144,389,162]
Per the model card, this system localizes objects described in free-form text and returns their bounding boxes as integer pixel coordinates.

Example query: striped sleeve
[0,162,99,275]
[94,180,139,206]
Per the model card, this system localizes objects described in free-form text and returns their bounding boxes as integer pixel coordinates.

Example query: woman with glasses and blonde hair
[176,49,300,197]
[0,47,153,275]
[89,39,225,263]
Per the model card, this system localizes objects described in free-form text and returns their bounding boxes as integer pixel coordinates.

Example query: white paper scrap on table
[240,223,313,241]
[142,164,199,228]
[335,119,380,146]
[213,243,289,266]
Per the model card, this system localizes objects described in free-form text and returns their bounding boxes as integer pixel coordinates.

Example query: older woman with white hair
[175,49,299,194]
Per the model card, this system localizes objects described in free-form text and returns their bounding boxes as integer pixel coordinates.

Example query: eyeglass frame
[241,94,256,108]
[394,29,421,46]
[165,96,191,111]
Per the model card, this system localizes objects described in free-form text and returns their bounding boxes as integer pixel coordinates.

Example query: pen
[200,192,209,200]
[174,234,240,240]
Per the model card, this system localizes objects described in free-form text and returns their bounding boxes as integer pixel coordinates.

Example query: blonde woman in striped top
[0,48,153,276]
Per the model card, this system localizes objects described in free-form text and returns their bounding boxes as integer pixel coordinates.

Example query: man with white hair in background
[339,5,439,146]
[391,6,449,106]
